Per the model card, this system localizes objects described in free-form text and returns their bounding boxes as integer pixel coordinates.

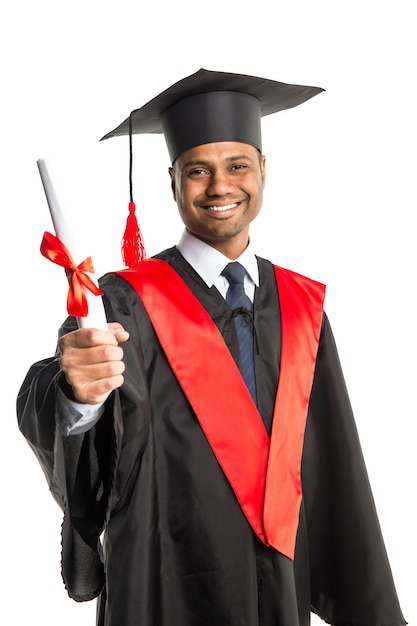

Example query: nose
[206,169,234,196]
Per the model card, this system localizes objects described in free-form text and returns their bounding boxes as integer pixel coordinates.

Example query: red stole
[115,259,325,560]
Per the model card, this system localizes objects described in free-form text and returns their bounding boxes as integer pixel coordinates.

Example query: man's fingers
[60,343,124,367]
[59,323,129,350]
[65,360,126,404]
[57,322,130,405]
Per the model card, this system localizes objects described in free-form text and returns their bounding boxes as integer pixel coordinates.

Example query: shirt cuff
[57,386,105,436]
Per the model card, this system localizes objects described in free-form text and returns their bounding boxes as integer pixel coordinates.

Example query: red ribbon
[40,231,104,317]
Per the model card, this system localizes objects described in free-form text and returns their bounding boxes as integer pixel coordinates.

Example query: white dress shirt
[177,229,259,300]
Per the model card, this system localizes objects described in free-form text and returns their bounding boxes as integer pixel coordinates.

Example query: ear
[260,155,266,189]
[168,167,176,200]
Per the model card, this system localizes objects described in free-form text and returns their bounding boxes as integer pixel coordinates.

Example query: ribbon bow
[40,231,104,317]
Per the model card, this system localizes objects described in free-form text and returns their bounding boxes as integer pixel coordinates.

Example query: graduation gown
[17,247,406,626]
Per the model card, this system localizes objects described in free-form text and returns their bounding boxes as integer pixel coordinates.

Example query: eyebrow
[181,154,254,169]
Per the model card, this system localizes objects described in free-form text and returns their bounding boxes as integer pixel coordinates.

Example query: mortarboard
[100,68,324,267]
[101,68,324,163]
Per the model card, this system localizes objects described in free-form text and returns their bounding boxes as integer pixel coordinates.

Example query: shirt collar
[177,229,259,288]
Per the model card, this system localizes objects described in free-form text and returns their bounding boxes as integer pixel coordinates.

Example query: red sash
[115,260,325,559]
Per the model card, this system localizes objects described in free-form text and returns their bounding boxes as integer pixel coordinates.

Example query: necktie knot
[221,262,247,286]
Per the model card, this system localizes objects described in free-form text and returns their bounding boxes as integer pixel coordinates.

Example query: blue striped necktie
[222,262,257,404]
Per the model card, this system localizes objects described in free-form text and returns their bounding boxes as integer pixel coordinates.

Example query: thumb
[108,322,130,343]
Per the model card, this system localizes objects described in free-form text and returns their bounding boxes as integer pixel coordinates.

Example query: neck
[191,233,250,260]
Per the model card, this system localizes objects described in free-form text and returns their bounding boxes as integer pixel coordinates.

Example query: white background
[1,1,414,624]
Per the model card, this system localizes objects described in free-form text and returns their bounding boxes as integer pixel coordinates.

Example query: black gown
[17,247,406,626]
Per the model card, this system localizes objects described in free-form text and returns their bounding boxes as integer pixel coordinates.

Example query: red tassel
[122,201,146,268]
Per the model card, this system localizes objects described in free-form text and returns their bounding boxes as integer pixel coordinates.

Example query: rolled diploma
[37,159,108,330]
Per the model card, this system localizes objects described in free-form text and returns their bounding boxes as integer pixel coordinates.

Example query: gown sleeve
[302,313,406,625]
[16,274,153,603]
[16,316,115,602]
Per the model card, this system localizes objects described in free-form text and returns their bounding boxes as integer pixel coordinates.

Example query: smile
[203,202,239,212]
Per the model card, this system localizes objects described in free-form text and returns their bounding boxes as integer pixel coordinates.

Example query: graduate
[17,68,406,626]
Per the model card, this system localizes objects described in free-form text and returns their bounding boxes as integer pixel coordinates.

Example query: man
[17,69,406,626]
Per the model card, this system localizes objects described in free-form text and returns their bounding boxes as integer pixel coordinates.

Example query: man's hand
[58,322,130,405]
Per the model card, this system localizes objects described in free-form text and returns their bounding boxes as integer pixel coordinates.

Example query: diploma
[37,158,108,330]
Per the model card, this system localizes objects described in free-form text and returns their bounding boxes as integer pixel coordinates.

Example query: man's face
[169,141,266,259]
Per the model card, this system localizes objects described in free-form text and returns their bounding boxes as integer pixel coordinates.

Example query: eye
[187,167,209,177]
[230,163,248,171]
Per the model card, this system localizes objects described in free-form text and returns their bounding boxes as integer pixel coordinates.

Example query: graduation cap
[100,68,324,267]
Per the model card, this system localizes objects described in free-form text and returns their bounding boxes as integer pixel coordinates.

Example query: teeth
[206,203,238,212]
